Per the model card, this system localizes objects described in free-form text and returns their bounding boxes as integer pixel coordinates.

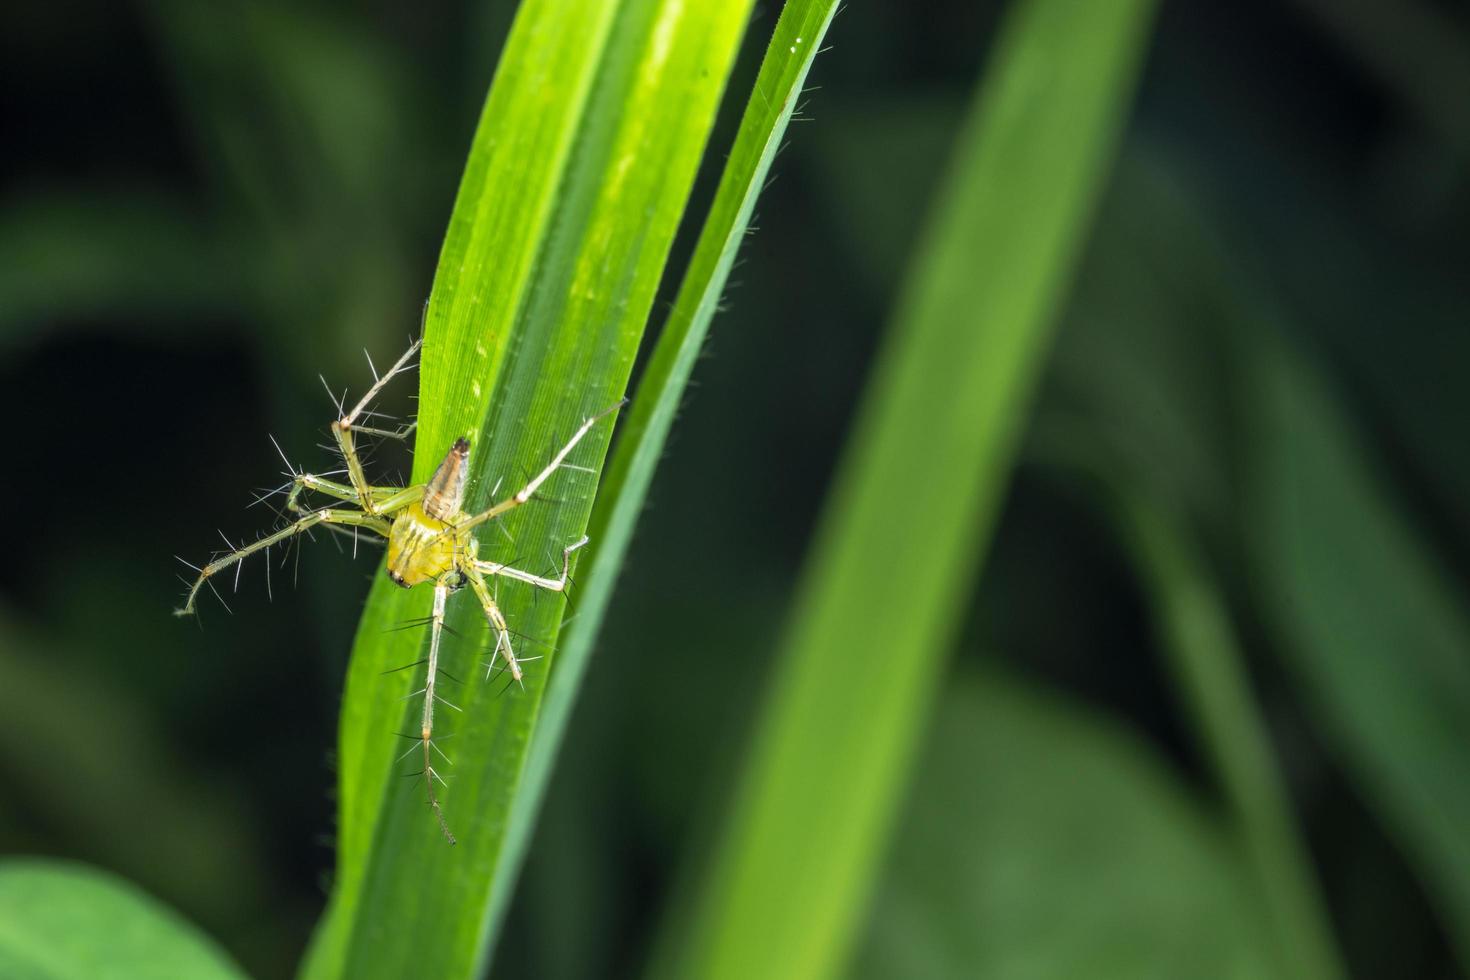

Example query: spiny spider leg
[283,473,424,516]
[465,564,526,686]
[346,420,418,440]
[420,581,457,844]
[330,339,421,512]
[476,537,588,593]
[456,400,625,534]
[175,509,390,616]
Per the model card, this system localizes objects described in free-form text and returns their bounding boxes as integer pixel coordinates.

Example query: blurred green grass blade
[856,670,1277,979]
[0,189,231,349]
[1247,336,1470,967]
[302,1,753,977]
[0,610,269,936]
[1111,493,1344,980]
[483,0,839,952]
[655,1,1158,977]
[0,859,244,980]
[1025,149,1344,978]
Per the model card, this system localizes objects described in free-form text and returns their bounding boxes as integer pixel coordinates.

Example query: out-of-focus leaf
[0,190,233,346]
[1245,334,1470,967]
[0,859,244,980]
[0,609,268,931]
[654,0,1159,976]
[1036,138,1470,971]
[855,670,1276,980]
[302,1,754,977]
[1040,148,1237,527]
[1111,493,1343,979]
[1018,151,1344,977]
[144,0,422,373]
[812,96,965,295]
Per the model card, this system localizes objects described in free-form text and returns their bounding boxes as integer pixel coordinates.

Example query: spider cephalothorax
[176,340,620,841]
[384,439,470,590]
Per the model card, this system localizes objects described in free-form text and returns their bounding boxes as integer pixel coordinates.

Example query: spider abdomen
[422,437,470,520]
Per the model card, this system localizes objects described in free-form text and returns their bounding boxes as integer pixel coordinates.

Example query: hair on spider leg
[247,480,296,514]
[485,653,543,687]
[380,658,429,676]
[401,766,459,844]
[431,665,465,687]
[174,573,208,629]
[391,731,458,743]
[425,739,455,768]
[486,517,517,547]
[205,573,233,614]
[321,523,347,556]
[384,617,466,641]
[267,433,300,479]
[475,620,553,650]
[174,556,234,614]
[394,734,455,769]
[318,376,348,418]
[494,666,526,698]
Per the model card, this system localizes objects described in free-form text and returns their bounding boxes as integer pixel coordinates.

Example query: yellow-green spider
[175,339,622,841]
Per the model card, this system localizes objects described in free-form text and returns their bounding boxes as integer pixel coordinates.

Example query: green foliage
[1036,143,1470,973]
[856,670,1276,979]
[1245,337,1470,965]
[653,0,1159,976]
[0,611,268,933]
[302,0,754,977]
[485,0,843,950]
[4,1,1468,977]
[0,860,243,979]
[1113,497,1344,979]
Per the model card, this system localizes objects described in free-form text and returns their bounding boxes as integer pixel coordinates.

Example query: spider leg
[284,472,417,515]
[174,509,390,616]
[329,339,421,512]
[475,536,588,593]
[456,400,624,534]
[344,420,418,440]
[465,564,526,686]
[419,581,457,844]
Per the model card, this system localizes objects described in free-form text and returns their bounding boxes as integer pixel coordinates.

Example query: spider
[175,339,622,841]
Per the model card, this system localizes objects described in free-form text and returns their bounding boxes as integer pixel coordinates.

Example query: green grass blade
[1113,492,1344,980]
[301,1,753,976]
[482,0,840,954]
[653,1,1158,976]
[1246,336,1470,967]
[0,859,244,980]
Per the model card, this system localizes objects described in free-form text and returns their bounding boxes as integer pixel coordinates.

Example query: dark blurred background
[3,1,1468,978]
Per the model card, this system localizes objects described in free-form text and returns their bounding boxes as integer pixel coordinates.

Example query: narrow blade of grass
[480,0,842,957]
[302,1,754,976]
[1246,334,1470,968]
[1113,491,1344,979]
[653,0,1158,976]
